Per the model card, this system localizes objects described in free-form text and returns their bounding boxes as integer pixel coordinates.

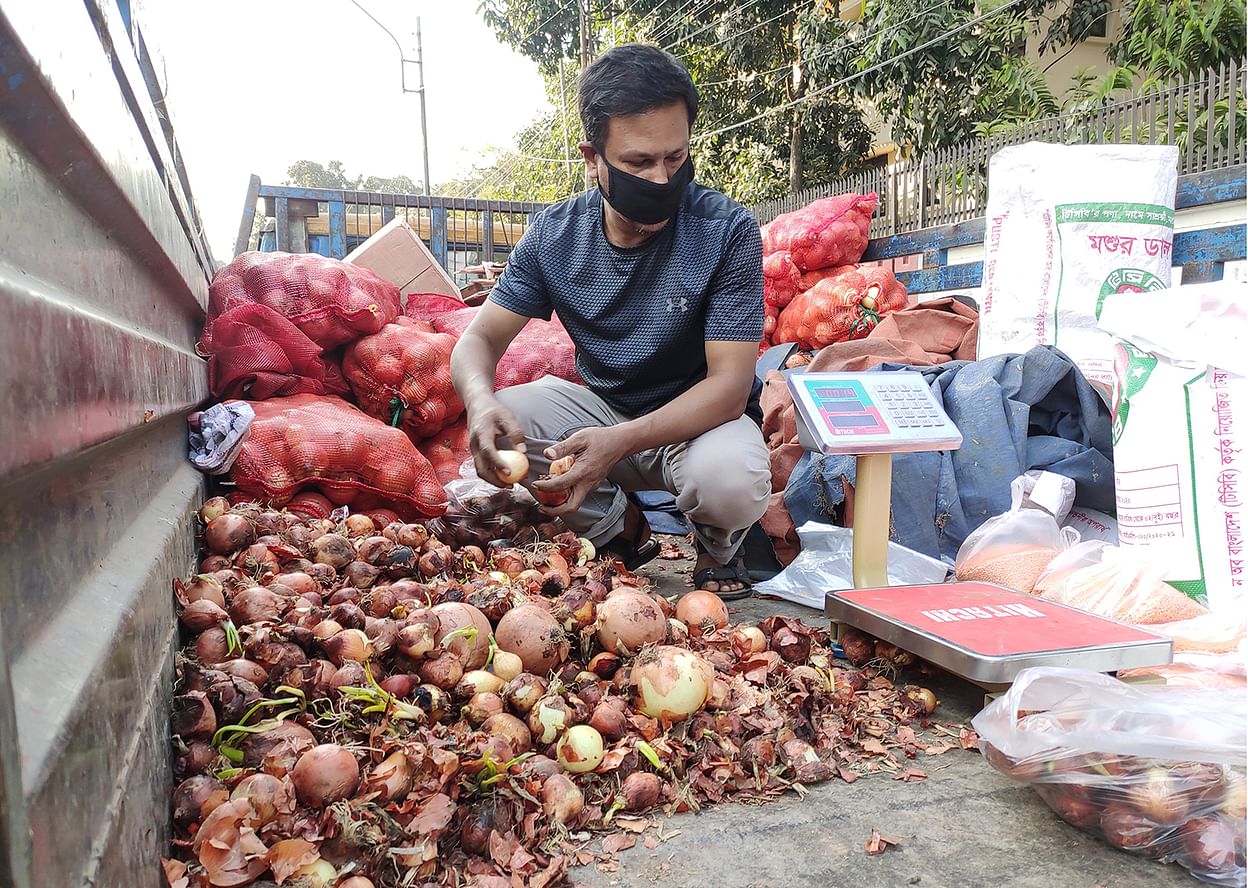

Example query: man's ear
[578,140,599,185]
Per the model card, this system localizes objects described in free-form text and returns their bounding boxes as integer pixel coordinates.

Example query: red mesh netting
[228,394,447,519]
[342,317,463,440]
[417,417,472,486]
[209,252,401,351]
[405,293,470,323]
[761,193,878,272]
[199,303,352,400]
[763,251,802,309]
[405,298,582,390]
[773,265,909,350]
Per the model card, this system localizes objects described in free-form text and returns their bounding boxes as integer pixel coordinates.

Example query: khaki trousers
[497,377,770,564]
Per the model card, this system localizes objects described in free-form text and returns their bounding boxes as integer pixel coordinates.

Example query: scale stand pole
[852,452,893,588]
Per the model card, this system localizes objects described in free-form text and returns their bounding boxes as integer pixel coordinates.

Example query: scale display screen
[787,371,963,455]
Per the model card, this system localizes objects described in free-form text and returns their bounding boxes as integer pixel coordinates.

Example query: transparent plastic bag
[954,505,1078,592]
[425,460,566,549]
[1033,542,1209,625]
[754,522,949,609]
[973,667,1247,886]
[1010,470,1077,522]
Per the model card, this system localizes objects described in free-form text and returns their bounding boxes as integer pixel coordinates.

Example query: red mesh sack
[199,303,352,400]
[763,251,802,308]
[762,303,780,351]
[760,193,878,272]
[342,317,463,440]
[773,265,908,350]
[408,303,583,389]
[405,292,469,323]
[229,394,447,518]
[209,251,401,351]
[286,490,335,520]
[418,418,472,486]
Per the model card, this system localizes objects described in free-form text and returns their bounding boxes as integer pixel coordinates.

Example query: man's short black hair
[578,44,699,153]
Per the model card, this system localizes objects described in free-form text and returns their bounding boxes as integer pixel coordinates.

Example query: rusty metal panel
[0,0,212,885]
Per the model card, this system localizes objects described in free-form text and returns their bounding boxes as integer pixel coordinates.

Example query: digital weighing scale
[785,371,1173,683]
[786,371,963,588]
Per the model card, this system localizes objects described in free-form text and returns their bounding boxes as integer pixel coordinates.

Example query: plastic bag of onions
[974,667,1247,886]
[425,463,566,548]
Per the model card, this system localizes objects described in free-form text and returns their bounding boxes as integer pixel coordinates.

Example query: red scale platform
[825,581,1173,684]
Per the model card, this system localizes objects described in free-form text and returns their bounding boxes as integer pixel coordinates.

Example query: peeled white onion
[496,450,529,485]
[556,724,605,773]
[632,646,714,721]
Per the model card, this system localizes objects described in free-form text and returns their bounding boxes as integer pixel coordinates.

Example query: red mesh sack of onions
[763,250,802,309]
[406,301,583,389]
[228,394,447,519]
[761,193,878,272]
[198,302,352,400]
[417,417,472,486]
[405,292,470,323]
[974,668,1247,887]
[773,264,908,350]
[342,317,463,440]
[208,251,401,351]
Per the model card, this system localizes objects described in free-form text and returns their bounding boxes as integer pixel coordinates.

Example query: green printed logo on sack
[1111,341,1158,444]
[1096,269,1167,320]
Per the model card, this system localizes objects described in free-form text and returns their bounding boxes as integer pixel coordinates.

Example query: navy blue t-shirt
[488,184,764,419]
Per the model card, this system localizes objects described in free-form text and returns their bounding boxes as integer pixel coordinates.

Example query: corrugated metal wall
[0,1,212,885]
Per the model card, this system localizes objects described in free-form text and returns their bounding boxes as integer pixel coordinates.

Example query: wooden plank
[232,174,261,257]
[327,198,347,259]
[897,262,983,293]
[274,197,289,252]
[1173,223,1247,267]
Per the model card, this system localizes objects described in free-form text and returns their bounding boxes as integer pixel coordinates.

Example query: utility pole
[349,1,432,196]
[578,0,589,71]
[415,17,431,196]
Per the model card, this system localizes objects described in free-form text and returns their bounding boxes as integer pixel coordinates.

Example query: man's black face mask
[600,154,694,225]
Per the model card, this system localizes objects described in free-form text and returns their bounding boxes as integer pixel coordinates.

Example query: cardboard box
[345,217,461,299]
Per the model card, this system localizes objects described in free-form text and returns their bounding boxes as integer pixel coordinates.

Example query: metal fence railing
[237,181,545,284]
[753,58,1246,233]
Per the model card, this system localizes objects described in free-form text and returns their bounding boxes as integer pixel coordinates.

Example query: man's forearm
[450,332,501,410]
[613,375,748,457]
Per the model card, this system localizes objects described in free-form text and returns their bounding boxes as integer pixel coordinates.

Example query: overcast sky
[137,0,550,259]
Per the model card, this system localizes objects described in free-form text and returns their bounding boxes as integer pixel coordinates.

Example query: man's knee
[680,441,770,530]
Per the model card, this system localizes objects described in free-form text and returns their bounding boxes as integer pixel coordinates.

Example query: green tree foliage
[284,159,422,195]
[475,0,1242,203]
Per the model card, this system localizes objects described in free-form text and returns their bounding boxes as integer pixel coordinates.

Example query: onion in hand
[495,450,529,485]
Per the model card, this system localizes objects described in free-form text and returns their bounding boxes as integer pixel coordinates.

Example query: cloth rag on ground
[783,346,1115,563]
[188,402,255,474]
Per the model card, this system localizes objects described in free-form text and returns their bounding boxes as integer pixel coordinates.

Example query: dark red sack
[761,193,878,272]
[405,300,582,389]
[342,317,463,440]
[417,418,472,486]
[773,265,908,350]
[209,252,401,351]
[229,394,447,519]
[199,303,351,400]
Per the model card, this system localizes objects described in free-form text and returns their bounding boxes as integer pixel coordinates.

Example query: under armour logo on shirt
[667,296,688,313]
